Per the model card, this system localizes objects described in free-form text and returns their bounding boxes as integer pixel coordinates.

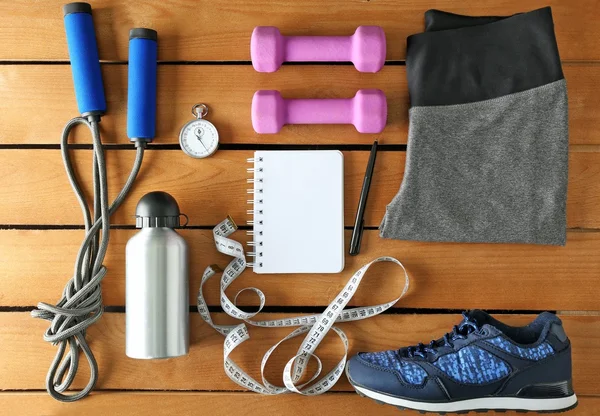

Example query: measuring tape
[197,216,410,395]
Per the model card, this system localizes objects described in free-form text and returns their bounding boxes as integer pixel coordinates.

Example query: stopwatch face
[179,119,219,158]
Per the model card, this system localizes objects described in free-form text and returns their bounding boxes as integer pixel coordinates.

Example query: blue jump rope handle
[127,29,158,142]
[63,3,106,117]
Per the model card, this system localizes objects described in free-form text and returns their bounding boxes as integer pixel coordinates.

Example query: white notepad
[249,150,345,274]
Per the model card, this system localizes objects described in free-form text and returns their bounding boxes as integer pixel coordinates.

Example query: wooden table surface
[1,1,599,415]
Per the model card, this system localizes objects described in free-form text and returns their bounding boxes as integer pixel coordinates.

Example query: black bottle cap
[63,2,92,16]
[135,191,182,228]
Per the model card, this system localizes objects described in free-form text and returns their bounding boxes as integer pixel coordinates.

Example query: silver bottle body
[126,227,189,359]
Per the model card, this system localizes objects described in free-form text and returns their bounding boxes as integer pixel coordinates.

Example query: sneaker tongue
[400,311,492,358]
[465,309,490,327]
[428,311,487,348]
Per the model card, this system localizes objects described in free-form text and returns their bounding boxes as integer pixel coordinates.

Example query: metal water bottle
[126,191,189,359]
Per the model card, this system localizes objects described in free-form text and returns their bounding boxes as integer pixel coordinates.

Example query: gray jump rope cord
[31,116,145,402]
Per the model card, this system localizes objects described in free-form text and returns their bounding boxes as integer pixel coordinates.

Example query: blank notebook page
[251,150,345,274]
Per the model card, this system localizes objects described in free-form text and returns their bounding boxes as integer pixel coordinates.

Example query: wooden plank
[0,150,598,228]
[1,1,599,62]
[1,392,599,416]
[567,65,600,147]
[0,64,597,145]
[0,65,406,145]
[1,313,598,395]
[2,229,599,310]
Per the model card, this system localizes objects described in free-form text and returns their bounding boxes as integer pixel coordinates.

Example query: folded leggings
[380,7,568,245]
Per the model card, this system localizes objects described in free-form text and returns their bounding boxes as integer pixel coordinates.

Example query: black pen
[349,140,378,256]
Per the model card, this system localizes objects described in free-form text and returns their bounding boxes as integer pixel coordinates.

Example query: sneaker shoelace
[406,312,481,358]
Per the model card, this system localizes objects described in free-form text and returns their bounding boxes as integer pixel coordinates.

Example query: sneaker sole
[351,384,578,414]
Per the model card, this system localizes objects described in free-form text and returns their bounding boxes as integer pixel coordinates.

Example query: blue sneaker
[346,311,577,413]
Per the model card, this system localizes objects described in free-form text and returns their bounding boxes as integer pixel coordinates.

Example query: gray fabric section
[380,80,568,245]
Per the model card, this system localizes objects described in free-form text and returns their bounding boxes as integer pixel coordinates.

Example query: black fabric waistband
[406,7,564,107]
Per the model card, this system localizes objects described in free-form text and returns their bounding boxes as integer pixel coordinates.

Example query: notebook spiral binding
[246,157,264,269]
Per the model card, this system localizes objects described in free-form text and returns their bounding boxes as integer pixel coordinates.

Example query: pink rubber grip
[251,89,387,134]
[251,26,386,73]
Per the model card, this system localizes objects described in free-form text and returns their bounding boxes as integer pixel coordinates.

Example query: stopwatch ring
[192,103,209,119]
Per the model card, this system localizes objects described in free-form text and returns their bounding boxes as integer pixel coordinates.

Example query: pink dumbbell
[251,26,386,73]
[252,89,387,134]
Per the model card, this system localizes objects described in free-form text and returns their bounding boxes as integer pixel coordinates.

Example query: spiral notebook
[248,150,345,274]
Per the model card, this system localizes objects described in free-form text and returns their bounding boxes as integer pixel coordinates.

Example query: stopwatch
[179,103,219,158]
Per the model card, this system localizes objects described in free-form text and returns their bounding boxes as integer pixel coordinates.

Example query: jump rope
[30,3,157,402]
